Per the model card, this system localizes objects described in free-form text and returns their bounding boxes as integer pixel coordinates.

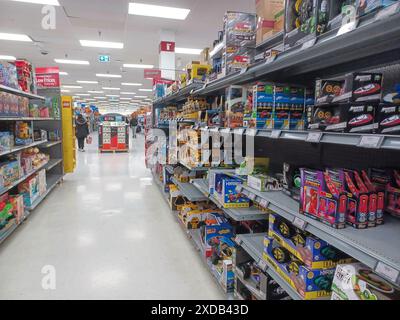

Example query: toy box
[225,85,248,129]
[18,96,29,117]
[10,195,24,224]
[29,103,40,118]
[215,175,250,208]
[247,174,283,192]
[218,259,235,292]
[317,1,358,35]
[253,83,274,129]
[356,0,398,17]
[386,170,400,218]
[377,103,400,135]
[0,160,21,187]
[18,175,39,207]
[224,11,257,47]
[268,213,353,269]
[0,61,19,89]
[300,168,348,229]
[331,263,400,300]
[0,194,15,231]
[308,103,377,133]
[15,121,33,145]
[282,163,302,201]
[272,85,291,130]
[37,169,47,196]
[289,87,306,130]
[0,132,14,152]
[263,237,335,299]
[256,0,285,45]
[361,169,385,225]
[224,46,255,76]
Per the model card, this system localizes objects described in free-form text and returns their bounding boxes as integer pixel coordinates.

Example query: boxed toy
[224,11,257,47]
[0,61,19,89]
[272,85,291,130]
[263,237,335,299]
[15,121,33,145]
[247,174,283,192]
[225,85,248,129]
[37,169,47,196]
[215,175,250,208]
[289,87,306,130]
[356,0,398,17]
[361,169,385,225]
[377,104,400,135]
[10,195,24,224]
[300,168,348,228]
[253,83,274,129]
[282,163,302,201]
[308,103,377,133]
[317,0,358,35]
[0,158,21,187]
[331,263,400,300]
[18,175,39,207]
[256,0,285,45]
[219,259,235,293]
[386,169,400,218]
[268,213,353,269]
[0,132,14,152]
[224,46,255,76]
[18,96,29,117]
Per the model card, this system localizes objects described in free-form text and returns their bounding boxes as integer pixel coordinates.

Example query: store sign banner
[144,69,162,80]
[36,67,60,88]
[159,41,175,53]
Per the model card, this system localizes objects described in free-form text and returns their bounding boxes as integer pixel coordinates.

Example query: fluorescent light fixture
[63,85,83,89]
[61,89,70,93]
[0,32,32,42]
[86,99,96,101]
[59,71,68,76]
[135,95,147,98]
[0,55,16,61]
[123,63,154,69]
[103,87,120,91]
[88,91,104,94]
[96,73,121,78]
[121,92,136,95]
[120,98,132,100]
[121,82,142,86]
[128,2,190,20]
[175,47,202,55]
[106,95,119,97]
[77,80,98,84]
[76,94,91,96]
[55,59,90,65]
[138,89,152,92]
[94,97,107,99]
[80,40,124,49]
[11,0,60,5]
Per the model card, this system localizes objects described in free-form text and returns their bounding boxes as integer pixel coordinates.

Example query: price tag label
[265,55,277,65]
[259,199,269,209]
[301,38,316,50]
[234,236,243,246]
[248,193,256,201]
[235,185,242,193]
[337,20,358,36]
[375,262,399,283]
[306,132,323,143]
[220,128,231,134]
[293,217,307,230]
[258,259,268,272]
[240,67,248,75]
[359,135,383,149]
[246,129,258,136]
[234,128,245,135]
[270,130,281,139]
[210,128,219,133]
[375,2,400,21]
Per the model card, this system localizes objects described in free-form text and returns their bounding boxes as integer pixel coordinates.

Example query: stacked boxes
[0,61,19,89]
[0,92,29,117]
[255,0,285,45]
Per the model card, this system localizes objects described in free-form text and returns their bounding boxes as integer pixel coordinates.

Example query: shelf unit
[25,174,63,211]
[171,177,208,202]
[0,84,46,100]
[0,140,48,157]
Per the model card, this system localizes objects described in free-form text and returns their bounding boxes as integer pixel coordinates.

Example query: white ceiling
[0,0,254,113]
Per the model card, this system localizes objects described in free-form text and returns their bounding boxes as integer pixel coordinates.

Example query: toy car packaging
[215,175,250,208]
[253,83,274,129]
[361,169,385,225]
[223,46,255,76]
[263,236,335,299]
[356,0,398,17]
[268,213,353,269]
[377,103,400,135]
[331,263,400,300]
[272,85,291,130]
[386,169,400,218]
[247,173,283,192]
[289,87,306,130]
[225,85,248,129]
[300,168,348,228]
[224,11,257,47]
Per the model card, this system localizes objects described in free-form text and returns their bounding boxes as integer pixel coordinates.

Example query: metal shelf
[45,159,63,171]
[153,82,204,107]
[0,140,48,157]
[179,160,209,171]
[165,165,175,175]
[40,140,62,148]
[26,174,63,211]
[0,220,18,244]
[0,117,57,121]
[171,177,208,202]
[256,31,284,50]
[235,233,302,300]
[238,184,400,286]
[0,84,46,100]
[234,266,266,300]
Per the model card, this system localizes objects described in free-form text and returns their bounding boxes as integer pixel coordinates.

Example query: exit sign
[99,55,111,63]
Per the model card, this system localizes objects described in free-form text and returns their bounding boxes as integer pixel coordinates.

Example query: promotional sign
[35,67,60,88]
[159,41,175,53]
[144,69,162,80]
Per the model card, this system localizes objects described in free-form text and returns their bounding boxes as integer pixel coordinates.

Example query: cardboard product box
[224,11,257,47]
[216,176,249,208]
[386,170,400,218]
[268,213,353,269]
[225,85,248,129]
[282,162,302,201]
[223,46,255,76]
[356,0,398,17]
[37,169,47,196]
[219,259,235,292]
[253,83,274,129]
[289,87,306,130]
[18,175,39,207]
[377,103,400,135]
[0,160,21,187]
[0,132,13,153]
[248,174,283,192]
[10,195,24,224]
[263,237,336,299]
[272,85,291,130]
[331,263,400,300]
[256,0,285,45]
[0,61,19,89]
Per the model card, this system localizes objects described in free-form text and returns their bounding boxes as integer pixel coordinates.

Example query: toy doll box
[268,213,353,269]
[263,237,335,300]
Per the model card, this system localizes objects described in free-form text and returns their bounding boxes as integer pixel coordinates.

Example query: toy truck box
[253,83,274,129]
[356,0,398,17]
[282,162,302,201]
[263,236,335,299]
[268,213,353,269]
[289,87,306,130]
[343,170,377,228]
[224,11,257,47]
[386,169,400,218]
[223,46,255,76]
[216,175,250,208]
[361,169,385,225]
[308,103,377,133]
[377,103,400,135]
[300,168,347,229]
[272,85,290,130]
[331,263,400,300]
[225,85,248,129]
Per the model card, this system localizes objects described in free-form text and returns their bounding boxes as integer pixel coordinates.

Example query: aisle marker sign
[98,55,111,63]
[307,132,323,143]
[259,199,269,209]
[271,130,281,139]
[375,261,399,283]
[293,217,307,231]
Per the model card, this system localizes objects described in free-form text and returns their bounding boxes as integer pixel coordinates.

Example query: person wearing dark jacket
[76,114,90,152]
[130,116,138,138]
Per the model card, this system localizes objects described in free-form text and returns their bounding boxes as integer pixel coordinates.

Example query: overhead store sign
[98,55,111,63]
[35,66,60,88]
[159,41,175,53]
[144,69,162,80]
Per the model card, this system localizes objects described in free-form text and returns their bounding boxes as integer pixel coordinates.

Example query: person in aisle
[130,116,138,139]
[76,114,90,152]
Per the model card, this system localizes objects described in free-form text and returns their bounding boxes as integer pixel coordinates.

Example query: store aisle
[0,134,224,300]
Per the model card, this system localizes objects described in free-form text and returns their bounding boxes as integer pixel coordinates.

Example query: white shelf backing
[0,84,46,100]
[238,184,400,286]
[0,140,48,157]
[26,174,63,211]
[191,179,267,221]
[235,233,302,300]
[171,177,208,202]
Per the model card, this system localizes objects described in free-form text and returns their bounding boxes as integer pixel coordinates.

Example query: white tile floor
[0,133,224,300]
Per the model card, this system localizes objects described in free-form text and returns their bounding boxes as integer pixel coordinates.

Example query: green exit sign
[99,55,111,63]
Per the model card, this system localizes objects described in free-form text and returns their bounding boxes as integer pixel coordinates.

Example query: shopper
[130,116,138,138]
[76,114,90,152]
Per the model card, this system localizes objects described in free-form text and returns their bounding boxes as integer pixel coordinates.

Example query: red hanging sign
[144,69,162,80]
[159,41,175,53]
[35,67,60,89]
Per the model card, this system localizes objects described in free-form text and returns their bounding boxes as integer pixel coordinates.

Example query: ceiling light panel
[80,40,124,49]
[11,0,60,5]
[121,83,142,86]
[88,91,104,94]
[121,92,136,95]
[103,87,120,91]
[77,80,98,84]
[138,89,152,92]
[96,74,121,78]
[59,71,68,76]
[63,85,83,89]
[0,55,16,61]
[55,59,90,65]
[128,2,190,20]
[123,63,154,69]
[0,32,32,42]
[175,47,202,55]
